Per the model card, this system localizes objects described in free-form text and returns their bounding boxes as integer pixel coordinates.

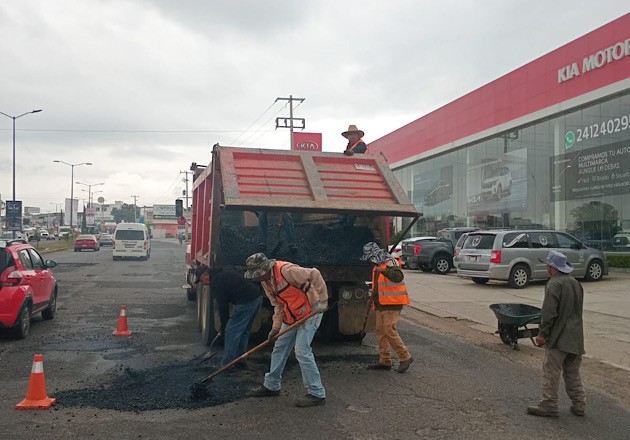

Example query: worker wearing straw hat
[342,125,368,156]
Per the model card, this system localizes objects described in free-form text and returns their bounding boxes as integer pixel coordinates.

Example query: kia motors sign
[293,132,322,152]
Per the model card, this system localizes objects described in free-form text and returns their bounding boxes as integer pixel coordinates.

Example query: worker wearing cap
[527,250,586,418]
[195,265,263,368]
[361,242,413,373]
[244,252,328,407]
[342,124,368,156]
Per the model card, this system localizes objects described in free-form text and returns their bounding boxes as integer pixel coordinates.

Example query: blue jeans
[257,212,295,245]
[263,313,325,398]
[221,296,263,366]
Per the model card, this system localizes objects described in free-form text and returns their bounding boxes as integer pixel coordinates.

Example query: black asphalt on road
[1,239,629,439]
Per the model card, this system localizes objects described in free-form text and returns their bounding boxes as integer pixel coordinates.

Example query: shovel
[200,309,321,383]
[189,332,223,364]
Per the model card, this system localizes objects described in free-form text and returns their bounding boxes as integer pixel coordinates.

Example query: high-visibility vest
[349,139,368,154]
[266,261,312,325]
[373,259,409,307]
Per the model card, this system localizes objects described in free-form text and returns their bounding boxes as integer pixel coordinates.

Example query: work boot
[570,407,585,417]
[397,357,414,373]
[295,394,325,407]
[526,405,559,418]
[366,363,391,371]
[247,385,280,397]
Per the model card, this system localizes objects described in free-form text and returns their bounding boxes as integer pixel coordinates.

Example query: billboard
[85,207,95,225]
[551,140,630,202]
[466,148,528,214]
[293,132,322,152]
[64,198,79,227]
[153,204,176,219]
[413,166,453,216]
[5,200,22,231]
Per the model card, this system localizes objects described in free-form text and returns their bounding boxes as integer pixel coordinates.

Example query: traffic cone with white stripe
[16,354,56,410]
[113,305,132,336]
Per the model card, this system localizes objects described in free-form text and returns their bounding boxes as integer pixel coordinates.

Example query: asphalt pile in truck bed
[218,222,376,266]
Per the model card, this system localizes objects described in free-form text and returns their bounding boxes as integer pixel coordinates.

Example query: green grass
[31,239,75,254]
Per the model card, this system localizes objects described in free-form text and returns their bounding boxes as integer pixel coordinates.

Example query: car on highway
[74,234,100,252]
[0,238,58,338]
[99,234,114,246]
[1,231,27,242]
[456,229,608,288]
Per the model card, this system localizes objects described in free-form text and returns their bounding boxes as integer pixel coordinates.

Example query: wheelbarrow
[489,303,542,350]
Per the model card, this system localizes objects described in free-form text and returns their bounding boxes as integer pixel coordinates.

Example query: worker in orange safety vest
[360,241,414,373]
[342,124,368,156]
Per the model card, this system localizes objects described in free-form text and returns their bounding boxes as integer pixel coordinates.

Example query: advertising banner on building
[152,204,176,219]
[551,140,630,202]
[413,166,453,216]
[466,149,528,214]
[5,200,22,231]
[64,198,79,227]
[293,132,322,152]
[85,207,95,225]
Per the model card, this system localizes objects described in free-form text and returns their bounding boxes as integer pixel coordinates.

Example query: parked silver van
[456,230,608,288]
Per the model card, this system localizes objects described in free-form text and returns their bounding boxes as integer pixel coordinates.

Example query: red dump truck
[186,145,419,344]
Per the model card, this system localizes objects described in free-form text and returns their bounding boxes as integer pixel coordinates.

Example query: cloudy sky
[1,1,628,213]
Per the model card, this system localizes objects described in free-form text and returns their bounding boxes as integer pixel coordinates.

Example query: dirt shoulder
[402,306,630,411]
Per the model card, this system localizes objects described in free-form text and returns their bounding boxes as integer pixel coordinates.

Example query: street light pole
[76,182,104,207]
[53,161,92,230]
[1,109,42,238]
[0,109,42,202]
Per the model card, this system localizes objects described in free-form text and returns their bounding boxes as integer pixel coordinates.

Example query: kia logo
[295,141,319,151]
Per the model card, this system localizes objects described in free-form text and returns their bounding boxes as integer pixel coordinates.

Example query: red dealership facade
[371,14,630,249]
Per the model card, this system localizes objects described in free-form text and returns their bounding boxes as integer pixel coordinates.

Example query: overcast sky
[1,1,628,213]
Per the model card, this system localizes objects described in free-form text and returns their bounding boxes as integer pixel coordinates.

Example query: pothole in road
[53,262,99,272]
[53,354,376,411]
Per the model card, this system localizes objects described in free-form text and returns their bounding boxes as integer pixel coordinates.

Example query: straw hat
[341,125,365,139]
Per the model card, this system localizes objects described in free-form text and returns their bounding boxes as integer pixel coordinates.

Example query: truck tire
[584,259,604,281]
[432,255,451,275]
[508,264,530,289]
[200,287,218,345]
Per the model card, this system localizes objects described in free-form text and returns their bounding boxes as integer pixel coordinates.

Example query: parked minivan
[112,223,151,261]
[456,230,608,288]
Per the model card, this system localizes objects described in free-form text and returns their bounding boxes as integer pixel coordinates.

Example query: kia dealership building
[371,14,630,250]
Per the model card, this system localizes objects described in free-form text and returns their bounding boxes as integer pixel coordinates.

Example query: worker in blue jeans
[196,265,263,367]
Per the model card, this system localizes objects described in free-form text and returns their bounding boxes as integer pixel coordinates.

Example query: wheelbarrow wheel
[498,324,512,345]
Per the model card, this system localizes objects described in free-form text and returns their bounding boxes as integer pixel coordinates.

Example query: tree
[111,204,139,223]
[570,201,619,241]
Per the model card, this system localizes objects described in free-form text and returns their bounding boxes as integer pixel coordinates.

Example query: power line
[229,101,283,146]
[3,128,275,134]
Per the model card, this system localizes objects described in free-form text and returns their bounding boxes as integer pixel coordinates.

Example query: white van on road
[112,223,151,260]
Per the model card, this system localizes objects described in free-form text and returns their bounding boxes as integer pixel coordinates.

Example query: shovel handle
[201,309,321,383]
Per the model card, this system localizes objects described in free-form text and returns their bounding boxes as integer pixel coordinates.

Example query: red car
[74,234,100,252]
[0,238,58,339]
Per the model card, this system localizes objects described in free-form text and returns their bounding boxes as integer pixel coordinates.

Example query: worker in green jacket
[527,250,586,418]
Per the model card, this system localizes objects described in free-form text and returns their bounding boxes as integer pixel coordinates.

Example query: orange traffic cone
[113,305,132,336]
[16,354,56,410]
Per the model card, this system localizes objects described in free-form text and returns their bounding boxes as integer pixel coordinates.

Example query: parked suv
[456,230,608,288]
[402,227,478,274]
[0,239,58,338]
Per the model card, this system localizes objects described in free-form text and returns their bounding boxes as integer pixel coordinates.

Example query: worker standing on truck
[361,242,414,373]
[342,124,368,156]
[244,252,329,407]
[195,265,263,368]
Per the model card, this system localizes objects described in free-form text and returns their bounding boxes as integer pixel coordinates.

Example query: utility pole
[179,171,193,209]
[275,95,305,149]
[130,195,139,223]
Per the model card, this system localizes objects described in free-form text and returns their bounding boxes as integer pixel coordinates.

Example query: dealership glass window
[393,91,630,247]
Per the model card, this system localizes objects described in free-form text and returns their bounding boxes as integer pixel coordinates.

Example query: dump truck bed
[194,146,417,217]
